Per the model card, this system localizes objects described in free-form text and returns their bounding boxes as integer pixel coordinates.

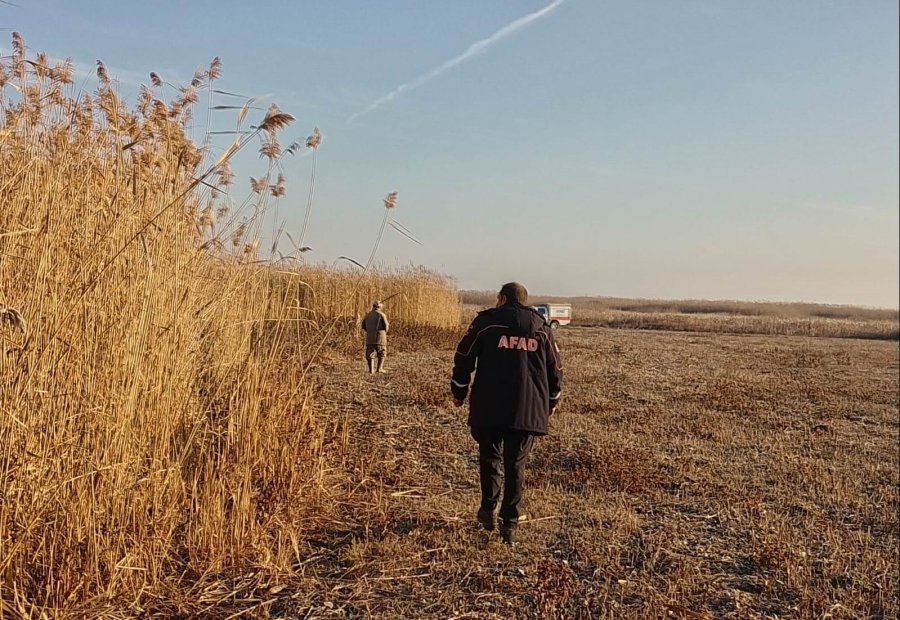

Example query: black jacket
[451,303,562,435]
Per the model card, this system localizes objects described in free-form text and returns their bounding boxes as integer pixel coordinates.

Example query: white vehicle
[532,303,572,329]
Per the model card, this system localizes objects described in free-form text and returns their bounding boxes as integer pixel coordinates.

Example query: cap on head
[499,282,528,305]
[373,301,383,309]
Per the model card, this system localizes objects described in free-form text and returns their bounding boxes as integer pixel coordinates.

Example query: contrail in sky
[346,0,566,124]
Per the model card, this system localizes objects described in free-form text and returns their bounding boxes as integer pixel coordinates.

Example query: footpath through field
[290,328,898,619]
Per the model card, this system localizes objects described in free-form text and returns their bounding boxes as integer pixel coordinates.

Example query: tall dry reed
[0,37,324,616]
[269,265,460,331]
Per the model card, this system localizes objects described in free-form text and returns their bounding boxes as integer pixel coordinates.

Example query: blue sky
[4,1,898,307]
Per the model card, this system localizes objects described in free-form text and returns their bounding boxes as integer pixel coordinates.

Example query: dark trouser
[470,427,536,523]
[365,344,386,371]
[365,343,386,360]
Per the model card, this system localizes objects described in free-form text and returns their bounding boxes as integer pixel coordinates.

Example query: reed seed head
[96,60,110,86]
[250,177,268,194]
[383,192,398,210]
[306,127,322,149]
[258,104,295,133]
[12,32,24,56]
[208,57,222,81]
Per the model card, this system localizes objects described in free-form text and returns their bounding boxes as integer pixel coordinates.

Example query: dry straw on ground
[287,328,898,619]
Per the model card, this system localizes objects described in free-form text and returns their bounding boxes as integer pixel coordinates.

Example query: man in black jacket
[451,282,562,544]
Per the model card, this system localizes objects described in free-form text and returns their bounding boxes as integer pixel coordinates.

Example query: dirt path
[284,329,898,619]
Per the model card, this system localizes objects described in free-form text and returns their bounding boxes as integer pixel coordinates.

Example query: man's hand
[550,405,558,416]
[453,398,465,408]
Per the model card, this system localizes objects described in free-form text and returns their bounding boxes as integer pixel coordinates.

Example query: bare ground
[271,327,898,619]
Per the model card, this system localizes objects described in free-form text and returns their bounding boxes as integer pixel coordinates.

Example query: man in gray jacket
[361,301,389,373]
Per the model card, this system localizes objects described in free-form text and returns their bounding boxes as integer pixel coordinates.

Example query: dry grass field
[461,293,900,341]
[117,325,893,619]
[243,327,897,620]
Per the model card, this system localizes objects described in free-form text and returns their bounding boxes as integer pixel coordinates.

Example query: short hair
[373,301,382,309]
[499,282,528,305]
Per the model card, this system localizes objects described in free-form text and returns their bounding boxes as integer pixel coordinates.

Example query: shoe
[476,508,495,532]
[499,521,517,545]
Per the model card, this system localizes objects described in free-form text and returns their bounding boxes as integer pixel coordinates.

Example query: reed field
[269,266,460,330]
[461,292,900,341]
[1,37,897,619]
[0,38,457,617]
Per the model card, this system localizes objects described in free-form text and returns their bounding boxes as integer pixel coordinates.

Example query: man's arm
[450,318,482,404]
[544,327,563,413]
